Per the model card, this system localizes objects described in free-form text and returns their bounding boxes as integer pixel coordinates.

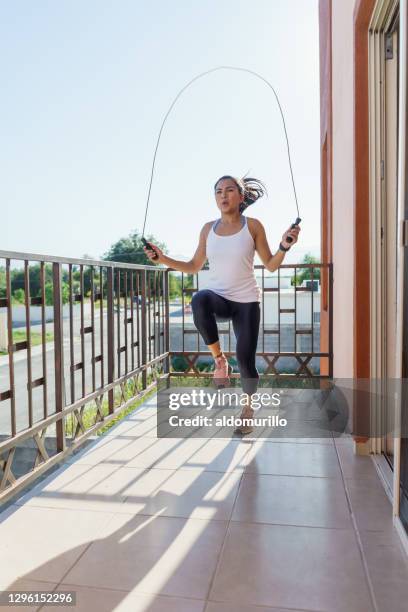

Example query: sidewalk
[1,395,408,612]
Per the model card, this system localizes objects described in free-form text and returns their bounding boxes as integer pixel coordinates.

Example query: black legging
[191,289,260,394]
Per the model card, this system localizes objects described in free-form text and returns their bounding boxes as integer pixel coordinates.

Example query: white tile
[64,514,227,598]
[0,505,113,589]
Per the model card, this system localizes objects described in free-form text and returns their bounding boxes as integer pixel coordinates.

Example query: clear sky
[1,0,321,265]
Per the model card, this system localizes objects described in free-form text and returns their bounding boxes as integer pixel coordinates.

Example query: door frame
[368,0,399,473]
[367,0,408,550]
[394,0,408,548]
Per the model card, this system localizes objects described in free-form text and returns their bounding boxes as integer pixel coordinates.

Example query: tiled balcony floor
[1,395,408,612]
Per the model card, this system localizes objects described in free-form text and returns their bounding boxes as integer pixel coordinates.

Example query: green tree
[70,255,96,297]
[166,272,197,300]
[182,273,195,304]
[103,229,167,266]
[12,288,25,304]
[102,230,168,299]
[0,267,6,299]
[169,273,182,299]
[44,281,70,305]
[10,263,55,299]
[291,253,321,287]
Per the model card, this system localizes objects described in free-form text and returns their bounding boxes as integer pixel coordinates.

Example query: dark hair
[214,175,267,213]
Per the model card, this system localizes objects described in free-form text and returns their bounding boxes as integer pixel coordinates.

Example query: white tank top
[202,216,261,303]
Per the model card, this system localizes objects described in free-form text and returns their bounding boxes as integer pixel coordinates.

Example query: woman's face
[214,178,244,214]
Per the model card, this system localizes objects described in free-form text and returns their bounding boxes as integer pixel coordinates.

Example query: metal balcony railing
[170,264,332,380]
[0,250,333,503]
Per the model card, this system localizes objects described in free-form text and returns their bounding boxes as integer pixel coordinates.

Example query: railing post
[52,262,65,452]
[5,259,16,437]
[107,267,114,413]
[164,269,170,388]
[141,270,147,390]
[329,263,334,378]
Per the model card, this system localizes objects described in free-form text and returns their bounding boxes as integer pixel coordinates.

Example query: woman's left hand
[281,224,301,249]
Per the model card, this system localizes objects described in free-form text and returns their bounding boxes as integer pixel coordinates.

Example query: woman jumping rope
[143,175,300,434]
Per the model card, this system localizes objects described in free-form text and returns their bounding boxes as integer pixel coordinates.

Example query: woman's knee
[191,290,219,345]
[191,290,213,313]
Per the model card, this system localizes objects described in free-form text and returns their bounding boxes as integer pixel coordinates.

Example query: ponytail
[214,175,267,213]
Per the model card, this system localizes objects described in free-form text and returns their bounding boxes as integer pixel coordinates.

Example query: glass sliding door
[383,19,399,468]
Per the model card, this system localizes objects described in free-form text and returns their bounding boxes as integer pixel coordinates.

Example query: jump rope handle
[142,237,159,260]
[286,217,302,243]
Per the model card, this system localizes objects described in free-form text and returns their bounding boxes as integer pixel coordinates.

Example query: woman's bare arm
[248,218,300,273]
[143,222,212,273]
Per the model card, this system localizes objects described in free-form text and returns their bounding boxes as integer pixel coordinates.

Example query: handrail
[0,250,164,271]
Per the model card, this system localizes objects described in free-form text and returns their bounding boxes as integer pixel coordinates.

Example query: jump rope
[141,66,301,261]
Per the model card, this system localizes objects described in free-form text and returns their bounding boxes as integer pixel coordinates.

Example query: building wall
[321,0,384,442]
[330,0,356,377]
[318,0,332,376]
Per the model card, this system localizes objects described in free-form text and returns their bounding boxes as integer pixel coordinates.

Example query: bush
[171,356,189,372]
[43,281,70,305]
[291,253,321,286]
[12,288,25,304]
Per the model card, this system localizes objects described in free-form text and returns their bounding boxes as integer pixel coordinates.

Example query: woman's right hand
[143,243,164,264]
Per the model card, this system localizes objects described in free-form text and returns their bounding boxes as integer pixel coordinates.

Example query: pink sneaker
[213,353,231,388]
